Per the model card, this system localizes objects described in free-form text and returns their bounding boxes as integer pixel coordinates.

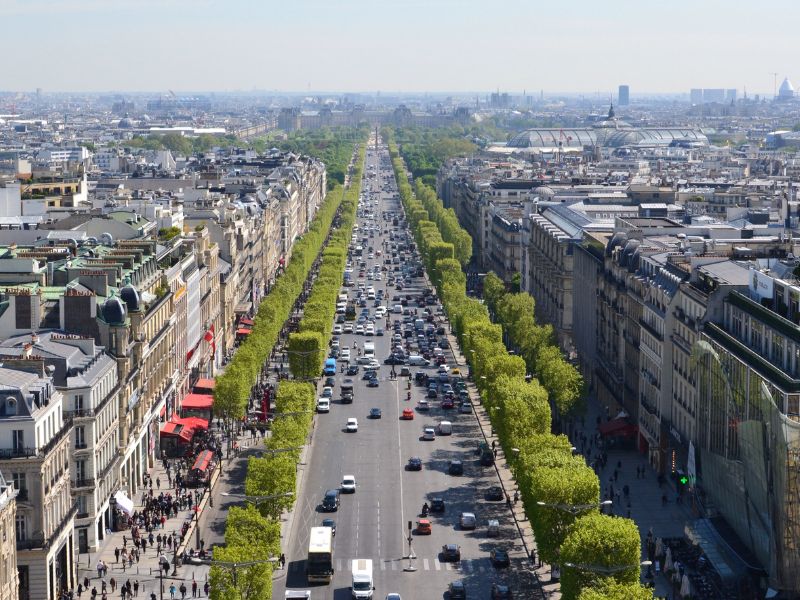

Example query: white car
[317,398,330,413]
[374,306,387,318]
[422,427,436,441]
[341,475,357,493]
[367,359,380,370]
[346,418,359,432]
[343,323,354,334]
[357,356,372,365]
[333,324,343,335]
[340,348,351,362]
[355,325,364,335]
[365,324,375,336]
[321,386,333,398]
[459,512,477,530]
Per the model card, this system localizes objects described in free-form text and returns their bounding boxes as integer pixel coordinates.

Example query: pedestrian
[85,577,90,590]
[114,547,120,563]
[169,584,176,600]
[78,584,83,598]
[191,580,197,598]
[280,553,286,569]
[179,583,187,599]
[123,535,127,548]
[203,583,209,597]
[91,587,97,599]
[110,578,116,592]
[513,490,519,504]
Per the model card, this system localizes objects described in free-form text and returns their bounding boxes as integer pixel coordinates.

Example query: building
[618,85,630,106]
[0,332,120,554]
[778,77,795,101]
[0,364,75,600]
[0,472,18,600]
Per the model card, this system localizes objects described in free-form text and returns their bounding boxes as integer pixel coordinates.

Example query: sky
[2,0,798,95]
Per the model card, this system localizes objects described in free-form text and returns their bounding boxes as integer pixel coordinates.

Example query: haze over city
[3,0,799,94]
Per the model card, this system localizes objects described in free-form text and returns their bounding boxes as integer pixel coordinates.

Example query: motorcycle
[421,503,429,517]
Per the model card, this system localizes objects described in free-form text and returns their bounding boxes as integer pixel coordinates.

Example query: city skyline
[3,0,798,95]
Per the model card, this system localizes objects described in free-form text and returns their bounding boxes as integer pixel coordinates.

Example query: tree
[577,580,654,600]
[210,544,273,600]
[560,514,642,600]
[245,453,297,519]
[483,272,506,315]
[536,346,585,417]
[287,331,324,380]
[225,505,281,558]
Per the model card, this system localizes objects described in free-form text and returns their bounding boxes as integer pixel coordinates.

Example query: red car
[441,398,455,409]
[401,408,415,420]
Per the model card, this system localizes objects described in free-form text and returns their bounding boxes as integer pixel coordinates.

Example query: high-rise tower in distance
[618,85,630,106]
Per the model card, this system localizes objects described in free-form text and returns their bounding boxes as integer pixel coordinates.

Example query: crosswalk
[289,557,517,574]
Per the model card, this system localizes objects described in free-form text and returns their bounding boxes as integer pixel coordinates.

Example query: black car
[448,460,464,476]
[490,583,512,599]
[406,457,422,471]
[427,388,438,399]
[362,371,375,380]
[369,408,382,419]
[322,489,340,512]
[441,544,461,562]
[347,365,359,376]
[384,355,404,365]
[490,549,510,568]
[321,518,336,536]
[367,378,379,388]
[448,580,467,599]
[486,486,504,501]
[430,497,445,512]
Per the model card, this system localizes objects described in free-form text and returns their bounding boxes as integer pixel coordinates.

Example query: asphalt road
[276,137,531,600]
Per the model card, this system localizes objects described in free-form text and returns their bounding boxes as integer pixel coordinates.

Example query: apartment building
[0,364,75,600]
[0,472,18,600]
[0,332,119,554]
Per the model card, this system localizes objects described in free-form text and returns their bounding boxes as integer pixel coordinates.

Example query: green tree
[560,514,642,600]
[577,580,654,600]
[287,331,324,379]
[210,544,273,600]
[483,272,507,315]
[245,453,297,519]
[536,346,585,417]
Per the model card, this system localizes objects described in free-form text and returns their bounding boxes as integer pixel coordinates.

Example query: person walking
[191,580,197,598]
[110,578,116,592]
[168,584,176,600]
[179,583,187,600]
[203,583,209,597]
[114,547,120,563]
[133,581,139,597]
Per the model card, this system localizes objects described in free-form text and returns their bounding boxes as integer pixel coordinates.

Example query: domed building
[506,103,708,152]
[778,77,795,101]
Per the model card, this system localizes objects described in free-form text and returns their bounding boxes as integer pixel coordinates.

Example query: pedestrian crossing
[289,557,516,573]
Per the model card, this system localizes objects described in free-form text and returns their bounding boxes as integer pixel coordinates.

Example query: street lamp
[563,560,652,575]
[536,500,612,515]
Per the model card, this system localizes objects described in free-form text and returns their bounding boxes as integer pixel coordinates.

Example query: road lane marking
[380,560,386,571]
[434,559,441,571]
[423,558,429,570]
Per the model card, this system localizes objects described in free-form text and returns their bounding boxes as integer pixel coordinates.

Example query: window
[75,460,86,481]
[75,426,86,449]
[15,515,25,542]
[12,431,23,453]
[11,473,26,495]
[74,394,84,411]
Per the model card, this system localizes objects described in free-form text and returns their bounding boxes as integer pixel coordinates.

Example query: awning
[236,328,252,336]
[235,301,252,314]
[598,418,637,438]
[194,378,216,391]
[192,449,213,472]
[239,317,254,326]
[113,491,134,516]
[182,393,214,411]
[161,416,209,443]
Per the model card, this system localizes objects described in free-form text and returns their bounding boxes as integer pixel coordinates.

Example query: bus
[307,526,334,583]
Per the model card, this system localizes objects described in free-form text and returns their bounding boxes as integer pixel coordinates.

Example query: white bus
[307,526,334,583]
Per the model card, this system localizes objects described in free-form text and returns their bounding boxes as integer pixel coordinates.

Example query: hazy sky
[2,0,798,95]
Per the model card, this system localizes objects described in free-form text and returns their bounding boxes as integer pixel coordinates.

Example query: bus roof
[309,526,333,553]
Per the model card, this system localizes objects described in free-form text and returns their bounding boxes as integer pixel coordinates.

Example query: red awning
[192,449,213,472]
[236,328,252,336]
[598,418,637,438]
[182,393,214,410]
[194,378,216,391]
[160,417,209,443]
[239,318,254,326]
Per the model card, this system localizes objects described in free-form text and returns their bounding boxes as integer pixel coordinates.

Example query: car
[321,518,336,536]
[317,398,330,413]
[441,544,461,562]
[347,365,359,375]
[490,548,510,568]
[459,402,472,414]
[355,325,364,334]
[416,519,432,535]
[376,328,384,336]
[448,460,464,476]
[321,387,333,398]
[427,387,438,399]
[431,497,445,512]
[384,355,404,365]
[441,398,455,409]
[459,512,477,530]
[406,457,422,471]
[325,376,336,387]
[401,408,415,420]
[333,324,343,335]
[357,356,373,365]
[369,408,382,419]
[385,595,402,600]
[417,399,430,411]
[365,324,375,336]
[422,427,436,441]
[343,323,354,334]
[490,583,513,599]
[346,418,359,432]
[367,377,379,388]
[322,489,340,511]
[486,486,504,501]
[448,580,467,600]
[341,475,356,493]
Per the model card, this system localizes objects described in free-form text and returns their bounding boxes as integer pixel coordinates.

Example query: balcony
[39,416,74,457]
[17,502,78,552]
[0,448,37,460]
[72,478,95,489]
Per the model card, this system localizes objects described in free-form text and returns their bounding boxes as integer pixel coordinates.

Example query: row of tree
[209,142,366,599]
[386,134,652,600]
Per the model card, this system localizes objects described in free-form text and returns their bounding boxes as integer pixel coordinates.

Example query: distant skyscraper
[703,88,725,103]
[618,85,630,106]
[726,89,737,103]
[690,89,703,105]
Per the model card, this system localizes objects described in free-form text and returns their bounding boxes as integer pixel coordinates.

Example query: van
[438,420,452,435]
[324,358,337,376]
[338,293,349,304]
[407,355,429,367]
[351,559,374,599]
[363,341,375,357]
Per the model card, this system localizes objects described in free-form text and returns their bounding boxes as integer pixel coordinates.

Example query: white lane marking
[423,558,430,571]
[336,559,342,571]
[434,559,441,571]
[380,560,386,571]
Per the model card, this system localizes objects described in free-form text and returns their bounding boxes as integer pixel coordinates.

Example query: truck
[351,559,374,599]
[363,341,375,357]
